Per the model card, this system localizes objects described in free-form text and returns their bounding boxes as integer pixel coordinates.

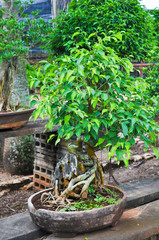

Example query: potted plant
[28,33,159,236]
[0,0,52,176]
[0,0,51,129]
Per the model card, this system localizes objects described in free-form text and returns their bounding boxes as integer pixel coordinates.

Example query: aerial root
[41,164,98,208]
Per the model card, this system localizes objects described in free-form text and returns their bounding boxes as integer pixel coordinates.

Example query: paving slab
[45,199,159,240]
[0,177,159,240]
[119,177,159,208]
[0,212,45,240]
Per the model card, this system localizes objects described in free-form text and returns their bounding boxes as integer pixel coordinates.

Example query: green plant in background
[29,33,159,198]
[142,52,159,117]
[3,135,34,175]
[0,0,51,111]
[46,0,155,60]
[150,9,159,47]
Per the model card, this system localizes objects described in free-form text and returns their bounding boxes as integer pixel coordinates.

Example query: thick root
[41,164,97,208]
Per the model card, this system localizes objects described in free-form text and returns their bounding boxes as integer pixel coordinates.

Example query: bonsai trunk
[41,139,104,207]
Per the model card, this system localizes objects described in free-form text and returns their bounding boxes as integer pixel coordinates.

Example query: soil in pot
[34,185,123,212]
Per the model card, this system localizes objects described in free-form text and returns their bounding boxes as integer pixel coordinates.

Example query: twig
[6,205,16,212]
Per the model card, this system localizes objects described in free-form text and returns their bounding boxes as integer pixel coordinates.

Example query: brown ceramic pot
[0,108,35,130]
[28,185,126,237]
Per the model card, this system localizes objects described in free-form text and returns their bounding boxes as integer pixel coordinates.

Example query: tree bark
[0,0,29,111]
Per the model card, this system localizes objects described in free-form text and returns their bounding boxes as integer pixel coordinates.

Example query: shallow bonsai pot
[0,108,35,130]
[28,185,126,237]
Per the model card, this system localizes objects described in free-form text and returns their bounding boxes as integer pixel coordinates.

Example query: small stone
[142,153,155,160]
[132,155,142,162]
[12,179,21,184]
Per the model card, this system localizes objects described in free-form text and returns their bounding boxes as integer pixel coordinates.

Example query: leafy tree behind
[46,0,155,60]
[150,9,159,46]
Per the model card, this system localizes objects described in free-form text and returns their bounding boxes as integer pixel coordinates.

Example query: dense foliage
[30,34,159,166]
[143,47,159,117]
[46,0,155,60]
[0,0,51,61]
[150,9,159,46]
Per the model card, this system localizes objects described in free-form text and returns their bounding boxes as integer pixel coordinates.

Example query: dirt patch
[104,158,159,185]
[0,188,36,219]
[0,166,36,219]
[0,139,159,219]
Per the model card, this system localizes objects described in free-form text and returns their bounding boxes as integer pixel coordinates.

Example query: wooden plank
[0,118,59,140]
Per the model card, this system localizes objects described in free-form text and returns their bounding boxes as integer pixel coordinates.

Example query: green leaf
[64,115,71,125]
[98,138,105,145]
[77,110,85,119]
[59,72,65,83]
[58,127,64,137]
[153,148,159,158]
[66,70,74,81]
[65,131,74,140]
[110,103,117,111]
[101,93,108,101]
[129,138,135,145]
[84,134,90,142]
[33,109,40,120]
[114,32,122,41]
[122,122,128,136]
[47,105,52,115]
[125,142,131,150]
[30,100,37,108]
[123,156,129,168]
[55,137,60,146]
[78,65,85,77]
[43,63,51,71]
[102,109,108,114]
[131,118,137,127]
[116,149,123,160]
[87,86,91,96]
[92,124,99,134]
[76,128,83,138]
[34,80,41,88]
[144,141,149,149]
[88,123,92,132]
[46,121,54,131]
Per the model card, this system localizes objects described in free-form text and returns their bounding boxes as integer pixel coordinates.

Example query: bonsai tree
[30,33,159,205]
[46,0,155,60]
[0,0,51,111]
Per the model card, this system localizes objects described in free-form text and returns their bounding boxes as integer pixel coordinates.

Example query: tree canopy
[47,0,155,60]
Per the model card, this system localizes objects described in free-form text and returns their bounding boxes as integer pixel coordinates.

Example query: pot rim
[0,107,36,116]
[28,185,127,215]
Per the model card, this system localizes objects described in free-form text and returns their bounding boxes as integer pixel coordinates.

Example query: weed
[88,184,95,195]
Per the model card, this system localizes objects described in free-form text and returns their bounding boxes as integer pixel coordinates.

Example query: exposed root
[61,164,97,198]
[41,139,105,208]
[41,164,97,208]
